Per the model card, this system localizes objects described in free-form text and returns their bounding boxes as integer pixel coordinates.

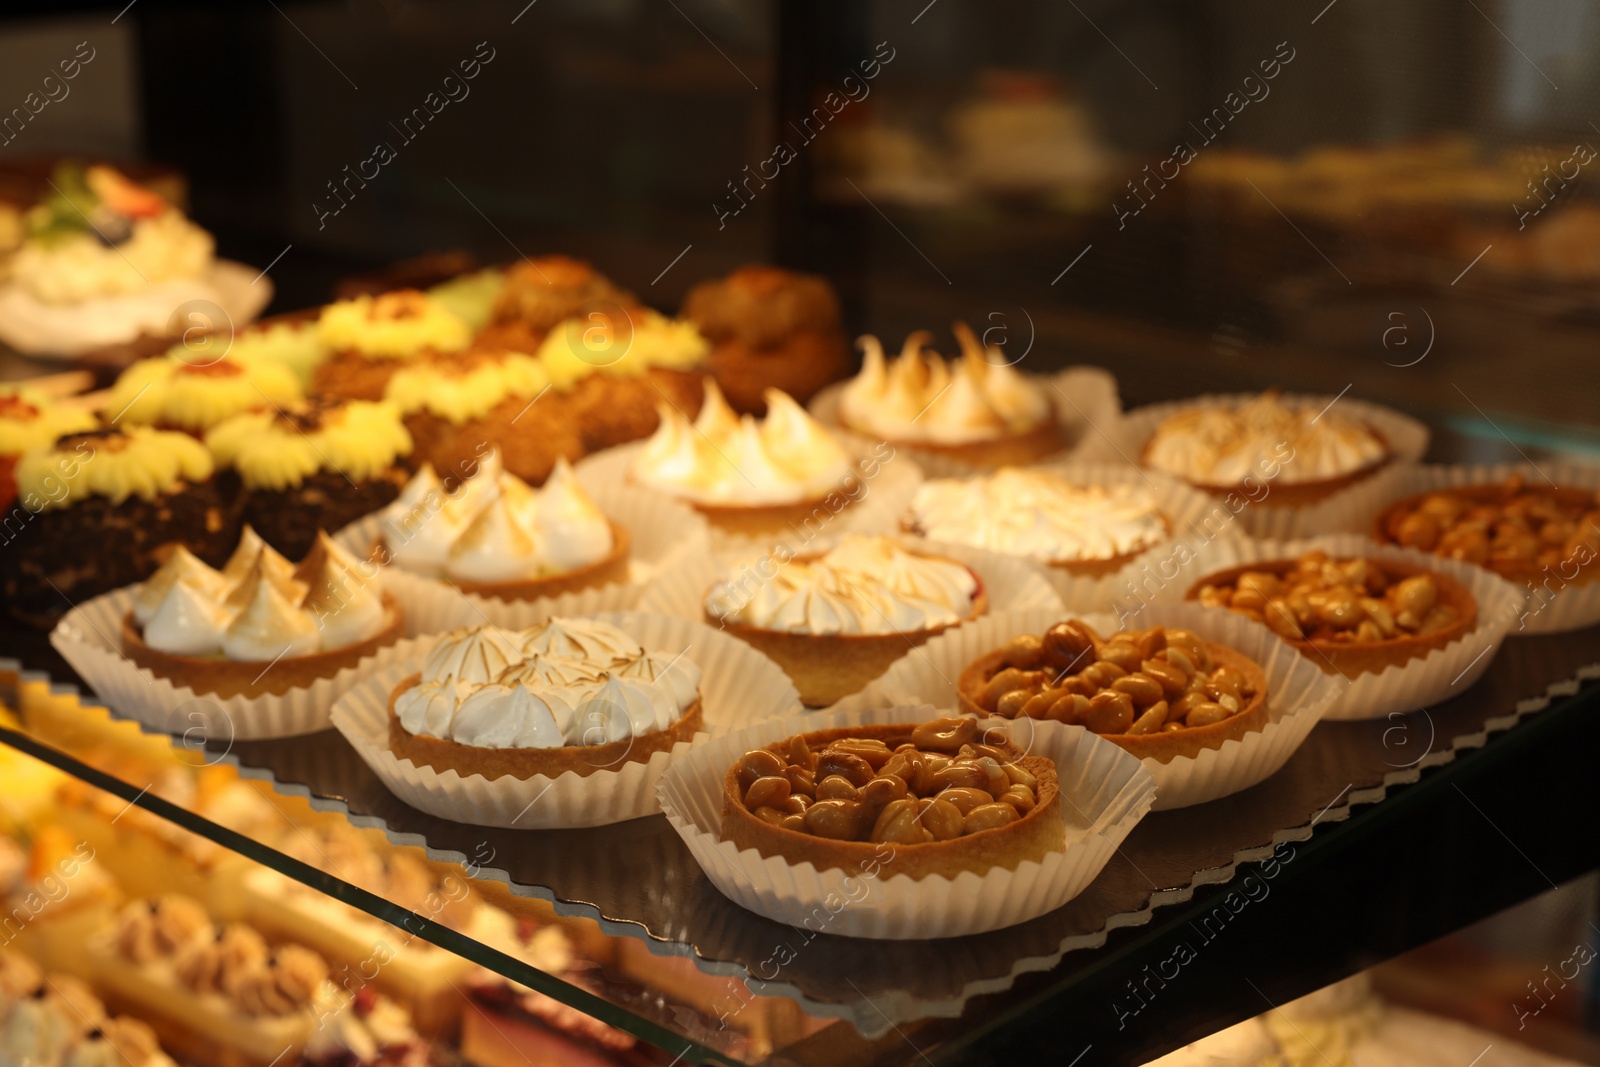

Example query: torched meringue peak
[133,526,389,661]
[839,323,1054,445]
[705,534,979,636]
[1143,391,1388,487]
[381,452,613,583]
[632,379,854,506]
[394,618,702,751]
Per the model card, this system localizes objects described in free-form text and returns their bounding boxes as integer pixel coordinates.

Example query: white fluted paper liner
[1299,461,1600,635]
[1145,534,1527,721]
[330,611,801,828]
[656,702,1154,939]
[573,435,922,555]
[1076,393,1430,540]
[638,533,1063,626]
[334,482,712,629]
[839,603,1341,810]
[807,366,1122,478]
[883,461,1238,613]
[46,590,467,741]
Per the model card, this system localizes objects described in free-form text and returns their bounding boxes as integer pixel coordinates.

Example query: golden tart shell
[374,520,631,603]
[1138,425,1391,507]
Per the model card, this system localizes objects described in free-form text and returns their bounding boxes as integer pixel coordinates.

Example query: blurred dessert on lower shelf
[0,947,177,1067]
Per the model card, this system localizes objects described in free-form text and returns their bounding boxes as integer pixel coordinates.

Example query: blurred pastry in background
[682,265,851,414]
[0,386,97,511]
[209,315,331,388]
[426,265,506,333]
[312,289,472,402]
[0,163,271,358]
[478,254,634,353]
[1,426,235,627]
[949,71,1115,203]
[206,398,413,559]
[0,948,177,1067]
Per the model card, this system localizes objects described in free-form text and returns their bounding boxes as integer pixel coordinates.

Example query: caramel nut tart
[838,323,1063,467]
[1140,390,1392,507]
[958,621,1269,763]
[385,619,704,782]
[705,535,988,706]
[632,378,859,538]
[120,527,403,699]
[721,717,1064,880]
[903,467,1174,579]
[1374,474,1600,588]
[376,450,630,603]
[1189,551,1477,677]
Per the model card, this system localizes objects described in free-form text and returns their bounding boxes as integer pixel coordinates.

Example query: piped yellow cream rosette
[317,290,471,360]
[385,352,549,425]
[205,401,412,491]
[16,426,213,509]
[104,356,301,433]
[0,387,98,457]
[536,308,707,388]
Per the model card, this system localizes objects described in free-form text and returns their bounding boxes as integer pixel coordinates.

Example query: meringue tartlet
[120,527,403,698]
[206,398,413,560]
[632,378,857,537]
[386,619,704,781]
[705,535,986,706]
[1140,391,1390,507]
[837,323,1062,467]
[376,450,629,602]
[904,468,1172,578]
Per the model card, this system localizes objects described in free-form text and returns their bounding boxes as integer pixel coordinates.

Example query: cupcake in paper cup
[1083,390,1428,540]
[807,324,1121,478]
[576,378,921,553]
[656,702,1154,939]
[337,447,710,629]
[48,526,477,740]
[1356,463,1600,635]
[639,533,1062,707]
[845,603,1340,810]
[899,462,1228,612]
[1169,534,1526,721]
[331,612,801,828]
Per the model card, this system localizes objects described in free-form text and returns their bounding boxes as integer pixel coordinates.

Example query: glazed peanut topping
[978,622,1255,736]
[1380,475,1600,574]
[734,718,1041,844]
[1196,551,1458,644]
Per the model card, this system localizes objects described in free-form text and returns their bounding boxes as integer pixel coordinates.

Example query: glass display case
[1,2,1597,1064]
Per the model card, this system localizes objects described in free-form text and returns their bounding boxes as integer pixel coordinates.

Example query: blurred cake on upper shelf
[0,162,272,358]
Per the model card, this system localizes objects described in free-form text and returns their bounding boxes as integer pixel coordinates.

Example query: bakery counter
[3,611,1597,1065]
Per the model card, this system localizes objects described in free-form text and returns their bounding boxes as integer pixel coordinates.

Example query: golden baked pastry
[480,254,635,352]
[681,265,851,414]
[1190,551,1476,676]
[957,621,1269,762]
[1374,474,1600,587]
[721,718,1064,880]
[705,536,988,706]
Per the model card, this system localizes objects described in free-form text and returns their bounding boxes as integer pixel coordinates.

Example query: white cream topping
[632,380,854,506]
[839,326,1053,445]
[705,534,978,636]
[394,619,700,751]
[907,468,1169,564]
[133,527,388,661]
[1143,392,1388,487]
[380,452,613,583]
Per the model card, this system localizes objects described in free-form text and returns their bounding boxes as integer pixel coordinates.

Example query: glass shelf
[4,599,1597,1064]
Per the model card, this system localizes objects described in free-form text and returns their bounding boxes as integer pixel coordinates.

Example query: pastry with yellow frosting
[534,304,708,452]
[385,348,582,487]
[705,534,986,705]
[0,386,97,510]
[120,526,403,698]
[201,315,330,387]
[311,289,472,401]
[206,398,414,559]
[835,323,1063,467]
[104,354,302,435]
[631,378,858,538]
[1140,390,1391,506]
[681,264,851,414]
[1,427,237,627]
[376,450,628,603]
